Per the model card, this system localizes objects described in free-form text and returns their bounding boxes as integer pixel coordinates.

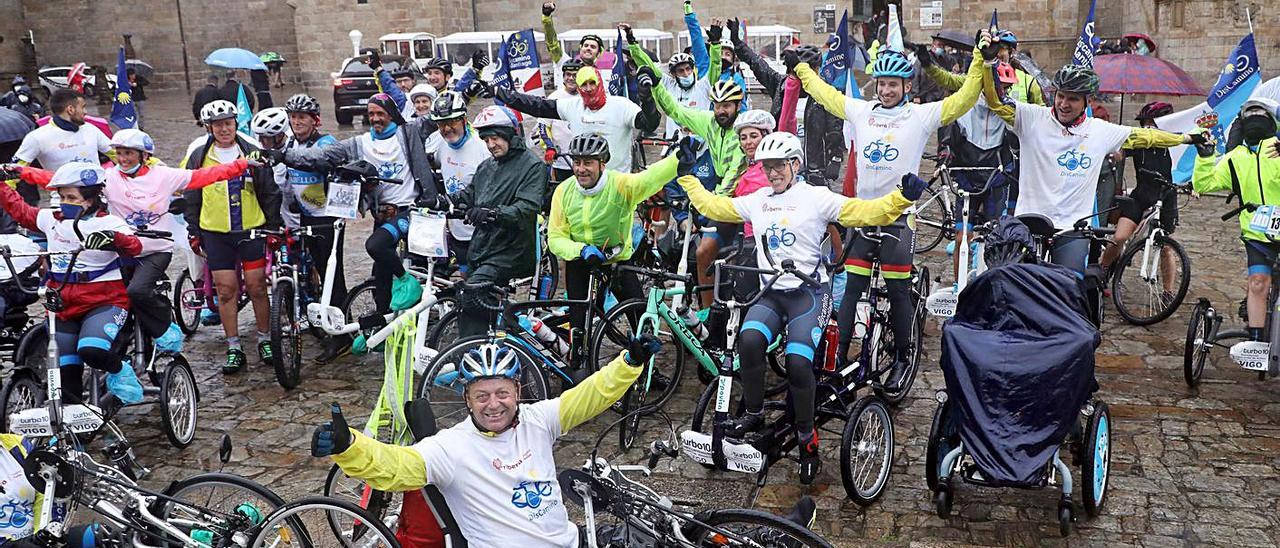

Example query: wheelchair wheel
[0,372,42,432]
[1183,299,1212,387]
[160,354,198,448]
[1081,401,1111,518]
[323,463,399,544]
[839,395,894,506]
[270,279,302,390]
[249,496,400,548]
[173,269,202,336]
[925,400,958,492]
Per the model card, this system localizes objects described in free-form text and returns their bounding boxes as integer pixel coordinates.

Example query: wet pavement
[45,89,1280,547]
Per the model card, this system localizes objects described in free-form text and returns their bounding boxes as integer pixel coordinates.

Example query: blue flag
[819,10,861,99]
[108,47,137,129]
[1071,0,1100,67]
[608,28,630,97]
[503,29,543,94]
[491,34,512,94]
[1168,33,1262,182]
[235,84,252,135]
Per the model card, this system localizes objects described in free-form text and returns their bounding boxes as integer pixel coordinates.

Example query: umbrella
[126,59,154,79]
[1094,54,1203,96]
[0,108,36,143]
[259,52,285,64]
[1122,33,1157,54]
[930,29,975,50]
[205,48,267,71]
[37,114,112,138]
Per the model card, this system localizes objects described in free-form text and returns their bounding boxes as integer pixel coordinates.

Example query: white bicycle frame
[925,166,994,319]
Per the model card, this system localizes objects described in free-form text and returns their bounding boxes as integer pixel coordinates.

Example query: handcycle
[1015,211,1117,329]
[1107,167,1192,325]
[562,407,835,547]
[684,252,897,507]
[1183,202,1280,386]
[0,233,50,430]
[0,234,199,448]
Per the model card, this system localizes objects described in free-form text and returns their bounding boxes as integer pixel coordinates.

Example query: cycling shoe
[723,409,765,439]
[798,429,820,485]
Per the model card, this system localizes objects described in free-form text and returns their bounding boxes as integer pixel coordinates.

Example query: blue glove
[624,333,663,365]
[580,245,606,266]
[311,403,352,457]
[899,173,928,201]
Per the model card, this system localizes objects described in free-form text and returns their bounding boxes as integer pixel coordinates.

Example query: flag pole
[1247,6,1254,35]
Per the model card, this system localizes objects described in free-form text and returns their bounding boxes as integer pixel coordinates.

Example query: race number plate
[926,287,959,318]
[1229,340,1270,371]
[408,211,448,257]
[679,431,764,474]
[322,181,360,219]
[1247,205,1280,237]
[10,404,104,437]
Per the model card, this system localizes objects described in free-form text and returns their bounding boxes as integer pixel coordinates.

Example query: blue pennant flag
[1167,33,1262,182]
[235,83,252,135]
[819,10,861,99]
[109,47,137,129]
[1071,0,1101,67]
[608,28,630,97]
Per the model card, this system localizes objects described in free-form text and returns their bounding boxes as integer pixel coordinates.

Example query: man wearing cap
[273,92,439,333]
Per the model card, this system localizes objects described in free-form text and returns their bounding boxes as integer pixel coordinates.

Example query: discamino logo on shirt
[510,480,554,509]
[125,210,162,228]
[862,140,900,164]
[1056,149,1093,171]
[377,161,406,180]
[764,224,796,250]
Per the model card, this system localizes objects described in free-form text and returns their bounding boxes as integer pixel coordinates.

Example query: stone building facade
[0,0,1273,94]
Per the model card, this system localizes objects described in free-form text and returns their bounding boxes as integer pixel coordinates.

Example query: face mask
[581,84,607,111]
[931,47,945,56]
[677,75,695,88]
[121,162,142,175]
[1241,115,1275,144]
[59,203,84,219]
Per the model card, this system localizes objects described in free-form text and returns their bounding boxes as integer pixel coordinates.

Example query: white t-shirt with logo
[439,133,490,241]
[838,99,944,200]
[13,123,111,172]
[660,76,712,139]
[0,447,36,542]
[358,134,418,207]
[732,182,845,290]
[413,399,577,548]
[1009,103,1133,229]
[38,211,133,282]
[556,95,641,172]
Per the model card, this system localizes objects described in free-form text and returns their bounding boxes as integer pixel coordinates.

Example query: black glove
[976,31,997,61]
[621,25,637,45]
[362,48,382,71]
[404,398,438,442]
[899,173,928,201]
[1195,140,1216,158]
[783,49,800,74]
[465,206,498,227]
[0,168,18,181]
[728,18,741,45]
[676,136,699,176]
[636,66,657,90]
[417,194,448,211]
[83,231,117,251]
[542,1,555,16]
[471,50,490,71]
[467,79,494,99]
[250,148,285,166]
[311,403,353,457]
[1186,130,1210,146]
[707,23,723,44]
[911,43,934,68]
[624,333,663,365]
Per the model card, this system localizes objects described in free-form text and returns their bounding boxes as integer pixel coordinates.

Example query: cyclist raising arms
[674,132,925,483]
[791,33,987,390]
[311,333,661,547]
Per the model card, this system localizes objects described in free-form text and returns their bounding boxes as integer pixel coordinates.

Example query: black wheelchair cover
[940,261,1100,486]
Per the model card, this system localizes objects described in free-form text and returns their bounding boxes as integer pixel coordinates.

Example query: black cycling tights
[837,275,914,361]
[737,286,830,435]
[365,213,409,312]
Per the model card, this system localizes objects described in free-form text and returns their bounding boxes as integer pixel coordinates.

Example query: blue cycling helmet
[995,30,1018,47]
[871,50,914,79]
[459,343,521,384]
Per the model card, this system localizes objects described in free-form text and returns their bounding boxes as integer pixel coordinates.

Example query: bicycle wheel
[690,508,834,547]
[160,354,198,448]
[911,187,948,253]
[173,268,201,335]
[872,316,919,406]
[839,395,894,506]
[1183,299,1212,387]
[535,247,560,299]
[420,334,551,426]
[270,279,303,389]
[158,472,287,527]
[1111,235,1190,326]
[426,309,460,350]
[589,300,684,437]
[250,496,400,548]
[343,280,379,327]
[0,372,42,432]
[323,463,399,544]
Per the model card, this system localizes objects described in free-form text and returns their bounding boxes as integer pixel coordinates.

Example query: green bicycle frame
[637,285,719,375]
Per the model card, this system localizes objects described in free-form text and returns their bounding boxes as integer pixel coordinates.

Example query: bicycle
[563,408,835,548]
[919,157,1005,318]
[172,236,275,336]
[1183,202,1280,386]
[253,223,338,389]
[1107,168,1192,325]
[685,255,897,507]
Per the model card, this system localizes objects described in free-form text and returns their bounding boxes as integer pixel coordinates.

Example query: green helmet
[1050,64,1100,96]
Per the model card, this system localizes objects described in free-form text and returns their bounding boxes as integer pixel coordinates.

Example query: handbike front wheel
[688,508,834,547]
[160,354,198,448]
[157,472,287,534]
[250,496,401,548]
[1111,235,1190,326]
[839,395,894,506]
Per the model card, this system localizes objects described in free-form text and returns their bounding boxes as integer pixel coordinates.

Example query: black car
[332,54,424,125]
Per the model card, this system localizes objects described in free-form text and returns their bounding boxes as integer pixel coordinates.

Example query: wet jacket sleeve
[653,84,713,140]
[494,86,560,120]
[186,159,250,190]
[628,43,659,74]
[494,159,547,229]
[687,11,710,78]
[543,14,562,63]
[376,69,408,112]
[779,76,800,133]
[112,231,143,258]
[1123,128,1185,149]
[15,166,52,188]
[980,64,1017,126]
[332,431,428,491]
[836,190,912,227]
[619,155,679,203]
[546,182,582,260]
[1192,153,1231,194]
[735,39,782,97]
[634,92,661,134]
[795,62,860,121]
[283,137,357,173]
[558,352,643,432]
[678,174,743,222]
[925,64,964,92]
[938,51,984,126]
[0,181,39,231]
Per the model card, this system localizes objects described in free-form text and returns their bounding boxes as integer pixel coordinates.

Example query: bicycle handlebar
[616,264,693,285]
[1222,202,1258,222]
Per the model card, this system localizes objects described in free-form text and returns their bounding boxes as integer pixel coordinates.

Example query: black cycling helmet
[562,58,585,74]
[285,93,321,114]
[566,132,611,163]
[430,91,467,121]
[425,58,453,75]
[795,44,822,67]
[1050,64,1100,97]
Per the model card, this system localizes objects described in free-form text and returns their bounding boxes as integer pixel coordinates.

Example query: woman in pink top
[6,128,254,346]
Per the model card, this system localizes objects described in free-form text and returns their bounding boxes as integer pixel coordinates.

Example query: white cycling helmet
[472,105,523,135]
[200,100,238,124]
[109,128,155,154]
[47,162,107,189]
[250,107,289,137]
[667,52,695,70]
[753,132,804,161]
[459,343,522,384]
[409,83,438,102]
[733,109,776,134]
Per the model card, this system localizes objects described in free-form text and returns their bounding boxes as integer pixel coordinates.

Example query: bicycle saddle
[1016,214,1056,238]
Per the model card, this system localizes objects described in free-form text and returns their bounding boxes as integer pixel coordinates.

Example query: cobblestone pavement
[58,89,1280,547]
